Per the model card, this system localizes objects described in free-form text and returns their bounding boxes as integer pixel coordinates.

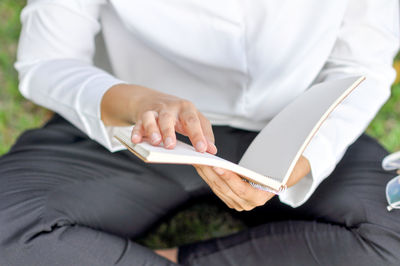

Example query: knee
[0,174,46,248]
[0,187,51,265]
[0,198,41,247]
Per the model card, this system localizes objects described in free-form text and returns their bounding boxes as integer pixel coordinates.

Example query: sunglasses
[382,151,400,211]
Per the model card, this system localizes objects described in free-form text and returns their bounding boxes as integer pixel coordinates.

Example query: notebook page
[239,76,365,185]
[115,130,284,191]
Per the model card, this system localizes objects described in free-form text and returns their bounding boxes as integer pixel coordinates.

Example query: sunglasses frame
[387,202,400,212]
[382,151,400,171]
[385,175,400,211]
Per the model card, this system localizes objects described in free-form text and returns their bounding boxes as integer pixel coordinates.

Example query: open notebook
[114,76,365,194]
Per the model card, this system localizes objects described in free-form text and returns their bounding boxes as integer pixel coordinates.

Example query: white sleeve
[15,0,127,152]
[279,0,400,207]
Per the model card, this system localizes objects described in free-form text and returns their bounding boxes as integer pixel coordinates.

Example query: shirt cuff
[101,125,134,152]
[76,73,130,152]
[278,131,338,207]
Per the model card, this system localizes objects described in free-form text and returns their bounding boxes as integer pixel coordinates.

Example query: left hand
[194,155,311,211]
[194,165,275,211]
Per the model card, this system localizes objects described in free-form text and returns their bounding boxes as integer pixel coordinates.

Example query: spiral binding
[241,178,287,195]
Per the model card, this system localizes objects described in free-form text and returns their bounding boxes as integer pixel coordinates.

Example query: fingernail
[151,133,161,143]
[132,133,140,142]
[195,141,206,152]
[164,137,173,147]
[213,167,225,175]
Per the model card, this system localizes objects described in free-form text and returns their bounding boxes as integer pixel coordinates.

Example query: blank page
[239,76,365,184]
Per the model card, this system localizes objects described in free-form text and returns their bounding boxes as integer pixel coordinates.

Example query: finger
[213,167,274,208]
[194,165,243,211]
[131,120,144,143]
[158,110,177,149]
[196,165,250,211]
[142,110,162,145]
[175,121,186,136]
[198,113,217,154]
[179,107,207,153]
[198,165,231,195]
[213,187,244,211]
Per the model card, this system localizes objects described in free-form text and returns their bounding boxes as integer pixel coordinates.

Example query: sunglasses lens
[386,176,400,205]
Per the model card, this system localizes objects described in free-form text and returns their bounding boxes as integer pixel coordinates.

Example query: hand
[101,83,217,153]
[194,155,311,211]
[194,165,275,211]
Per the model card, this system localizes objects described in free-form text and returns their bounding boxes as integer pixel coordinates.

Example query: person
[0,0,399,265]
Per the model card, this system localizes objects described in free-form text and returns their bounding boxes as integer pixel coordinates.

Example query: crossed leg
[177,134,400,265]
[0,115,207,265]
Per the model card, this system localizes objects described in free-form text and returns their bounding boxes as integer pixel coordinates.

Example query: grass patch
[137,200,246,248]
[367,82,400,152]
[0,0,50,155]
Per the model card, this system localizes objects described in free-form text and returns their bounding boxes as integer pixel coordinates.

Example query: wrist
[286,155,311,187]
[100,83,149,126]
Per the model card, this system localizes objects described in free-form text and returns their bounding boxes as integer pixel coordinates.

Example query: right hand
[101,83,217,154]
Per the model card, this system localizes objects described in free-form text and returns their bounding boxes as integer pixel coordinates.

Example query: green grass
[0,0,50,155]
[137,200,246,248]
[1,0,399,249]
[367,83,400,152]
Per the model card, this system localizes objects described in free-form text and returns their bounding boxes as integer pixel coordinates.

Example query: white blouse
[15,0,399,207]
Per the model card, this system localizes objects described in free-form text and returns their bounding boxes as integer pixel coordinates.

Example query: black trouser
[0,114,399,265]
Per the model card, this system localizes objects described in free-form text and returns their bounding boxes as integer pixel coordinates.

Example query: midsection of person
[15,0,399,207]
[101,0,347,128]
